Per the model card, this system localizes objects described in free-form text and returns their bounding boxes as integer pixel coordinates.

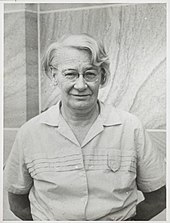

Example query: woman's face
[52,47,102,113]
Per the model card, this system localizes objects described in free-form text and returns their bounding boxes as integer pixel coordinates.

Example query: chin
[70,101,93,110]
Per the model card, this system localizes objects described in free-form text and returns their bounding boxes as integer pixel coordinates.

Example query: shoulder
[101,102,143,129]
[118,108,142,126]
[18,104,60,136]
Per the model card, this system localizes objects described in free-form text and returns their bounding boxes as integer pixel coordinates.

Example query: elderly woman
[4,34,165,221]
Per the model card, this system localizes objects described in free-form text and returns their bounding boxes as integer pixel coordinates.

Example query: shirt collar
[40,100,122,127]
[40,101,61,126]
[99,101,122,126]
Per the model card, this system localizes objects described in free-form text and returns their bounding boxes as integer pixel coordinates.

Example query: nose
[74,75,87,91]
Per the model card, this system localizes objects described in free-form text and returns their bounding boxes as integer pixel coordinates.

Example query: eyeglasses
[50,66,100,83]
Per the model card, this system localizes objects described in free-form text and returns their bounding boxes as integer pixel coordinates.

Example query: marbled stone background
[4,4,39,220]
[3,3,166,221]
[40,3,166,130]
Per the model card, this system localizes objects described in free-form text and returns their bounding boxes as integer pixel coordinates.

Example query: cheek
[91,76,102,92]
[58,80,73,93]
[91,82,101,93]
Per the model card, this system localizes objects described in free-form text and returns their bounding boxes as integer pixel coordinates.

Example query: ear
[49,66,58,86]
[100,68,106,87]
[49,66,56,79]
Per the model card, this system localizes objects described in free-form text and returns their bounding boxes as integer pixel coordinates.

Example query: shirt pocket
[107,150,137,189]
[107,150,137,174]
[107,149,121,172]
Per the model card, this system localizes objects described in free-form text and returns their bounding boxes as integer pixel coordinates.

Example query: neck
[61,102,99,126]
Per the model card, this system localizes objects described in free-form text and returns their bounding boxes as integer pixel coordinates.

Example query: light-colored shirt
[4,101,165,221]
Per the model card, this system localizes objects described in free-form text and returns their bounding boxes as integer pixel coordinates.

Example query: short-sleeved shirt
[4,101,165,221]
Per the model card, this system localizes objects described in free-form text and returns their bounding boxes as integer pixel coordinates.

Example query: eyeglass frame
[50,65,101,83]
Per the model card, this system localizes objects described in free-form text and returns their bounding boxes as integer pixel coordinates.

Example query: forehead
[53,47,91,69]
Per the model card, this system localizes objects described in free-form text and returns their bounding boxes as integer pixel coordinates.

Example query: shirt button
[75,166,79,169]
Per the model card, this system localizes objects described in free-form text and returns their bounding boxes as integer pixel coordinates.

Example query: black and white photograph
[2,1,167,221]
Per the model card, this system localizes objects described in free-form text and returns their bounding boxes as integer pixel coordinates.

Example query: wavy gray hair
[42,33,110,87]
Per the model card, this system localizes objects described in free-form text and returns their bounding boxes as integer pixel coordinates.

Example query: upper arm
[135,122,166,192]
[143,185,166,203]
[8,192,33,220]
[8,192,30,211]
[142,185,166,214]
[4,129,33,194]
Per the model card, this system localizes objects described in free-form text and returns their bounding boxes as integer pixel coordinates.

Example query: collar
[99,101,122,126]
[40,100,122,127]
[40,101,61,126]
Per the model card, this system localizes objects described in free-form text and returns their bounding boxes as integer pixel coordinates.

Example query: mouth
[71,94,91,99]
[71,94,91,97]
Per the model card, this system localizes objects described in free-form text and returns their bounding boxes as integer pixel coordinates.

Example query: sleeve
[4,128,33,194]
[134,121,166,193]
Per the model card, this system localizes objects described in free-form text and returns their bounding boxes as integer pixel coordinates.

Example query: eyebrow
[85,66,97,70]
[62,66,97,72]
[62,68,77,73]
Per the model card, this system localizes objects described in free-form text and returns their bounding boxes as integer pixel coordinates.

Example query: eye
[64,72,78,79]
[84,71,98,80]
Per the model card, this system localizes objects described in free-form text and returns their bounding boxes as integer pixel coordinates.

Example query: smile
[71,94,91,99]
[71,94,90,97]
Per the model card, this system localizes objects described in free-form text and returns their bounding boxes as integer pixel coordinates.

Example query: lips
[71,94,91,97]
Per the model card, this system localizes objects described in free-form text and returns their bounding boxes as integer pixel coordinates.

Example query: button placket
[78,146,89,220]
